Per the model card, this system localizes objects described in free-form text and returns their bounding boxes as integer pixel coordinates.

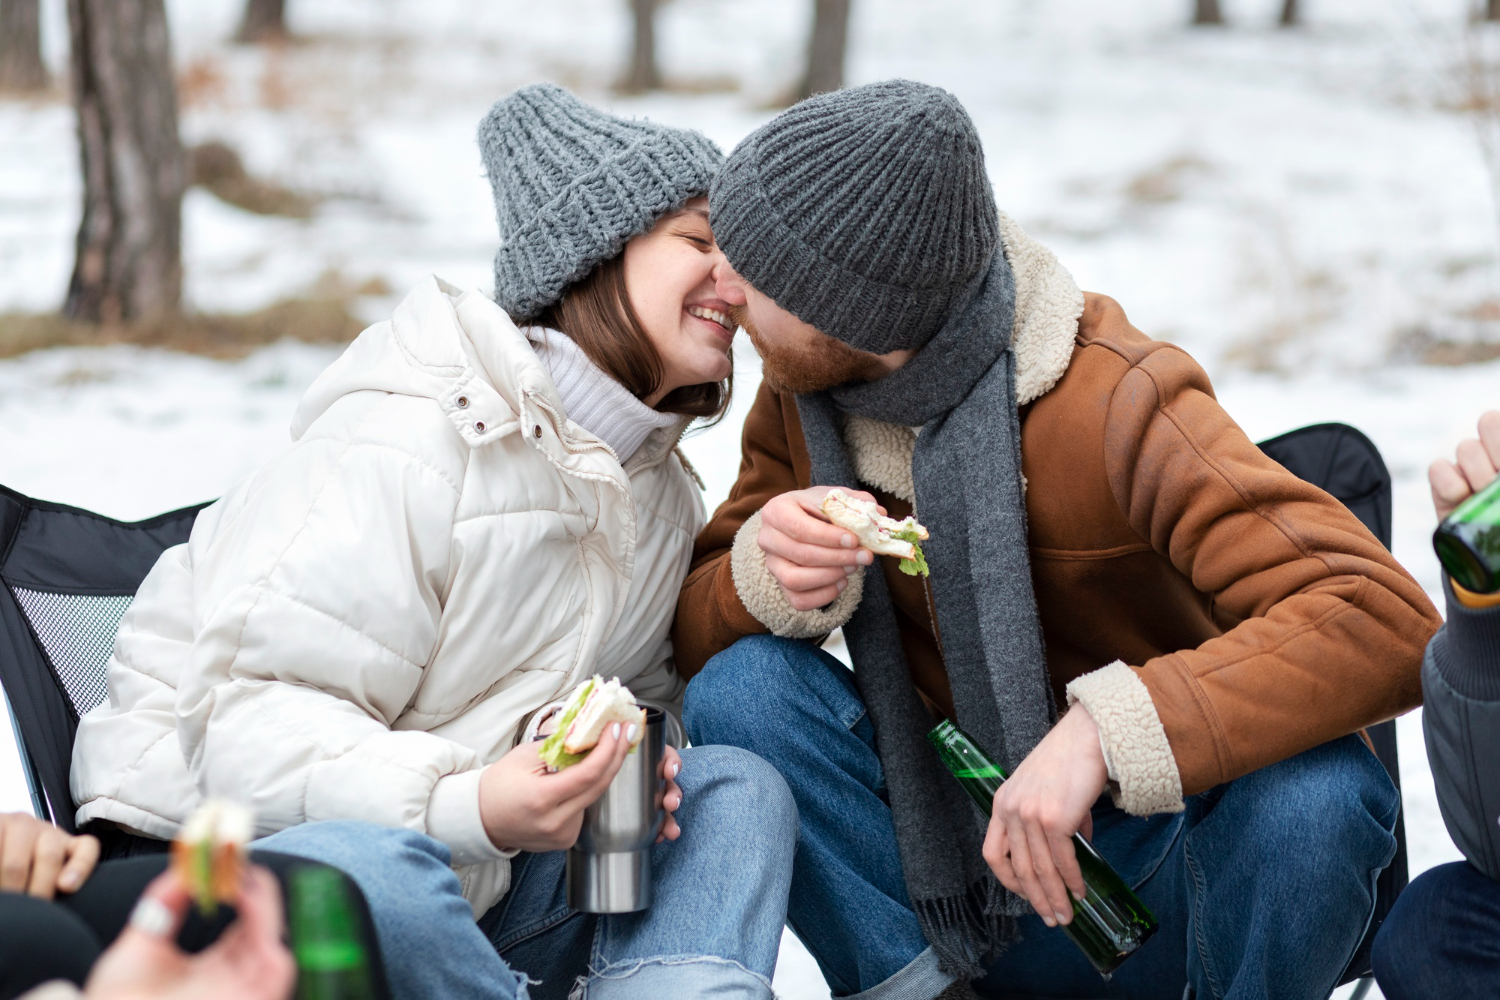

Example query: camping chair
[0,484,206,832]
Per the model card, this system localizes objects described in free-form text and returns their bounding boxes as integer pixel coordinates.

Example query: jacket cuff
[426,770,516,865]
[1067,661,1184,816]
[1437,576,1500,701]
[730,509,864,639]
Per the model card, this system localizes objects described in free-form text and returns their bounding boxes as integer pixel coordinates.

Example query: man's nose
[712,256,748,306]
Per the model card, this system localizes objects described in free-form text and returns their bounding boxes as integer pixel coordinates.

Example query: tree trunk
[65,0,184,325]
[797,0,851,100]
[235,0,287,44]
[1279,0,1299,26]
[0,0,48,92]
[1488,0,1500,22]
[619,0,660,93]
[1192,0,1224,25]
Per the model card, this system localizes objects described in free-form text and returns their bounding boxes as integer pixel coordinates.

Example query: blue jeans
[1372,861,1500,999]
[684,635,1400,1000]
[255,744,797,1000]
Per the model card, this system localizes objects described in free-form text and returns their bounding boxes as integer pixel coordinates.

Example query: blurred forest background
[5,2,1500,996]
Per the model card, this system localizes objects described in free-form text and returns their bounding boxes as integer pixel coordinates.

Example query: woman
[58,83,797,1000]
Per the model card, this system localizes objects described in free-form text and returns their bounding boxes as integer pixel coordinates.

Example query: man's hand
[983,707,1108,928]
[85,865,294,1000]
[1431,410,1500,521]
[0,812,100,899]
[760,486,879,611]
[478,723,634,852]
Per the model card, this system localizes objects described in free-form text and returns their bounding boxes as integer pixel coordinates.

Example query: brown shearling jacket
[673,291,1440,807]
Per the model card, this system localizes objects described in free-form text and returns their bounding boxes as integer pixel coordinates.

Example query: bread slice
[539,676,647,769]
[821,489,930,563]
[562,677,647,754]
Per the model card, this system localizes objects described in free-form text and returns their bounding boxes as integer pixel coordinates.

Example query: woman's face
[621,196,735,407]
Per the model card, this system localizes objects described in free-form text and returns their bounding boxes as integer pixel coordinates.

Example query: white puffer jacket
[70,277,702,913]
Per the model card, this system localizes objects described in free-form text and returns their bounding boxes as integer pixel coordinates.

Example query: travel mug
[566,707,669,913]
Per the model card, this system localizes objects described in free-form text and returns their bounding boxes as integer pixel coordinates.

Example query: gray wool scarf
[795,247,1057,977]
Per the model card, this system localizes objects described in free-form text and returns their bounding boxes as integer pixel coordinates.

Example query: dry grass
[189,141,316,218]
[1389,323,1500,366]
[0,296,367,361]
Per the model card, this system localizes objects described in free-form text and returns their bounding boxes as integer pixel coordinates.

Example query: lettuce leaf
[539,677,596,770]
[891,527,929,577]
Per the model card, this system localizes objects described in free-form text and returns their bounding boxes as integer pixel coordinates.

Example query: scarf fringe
[914,878,1020,981]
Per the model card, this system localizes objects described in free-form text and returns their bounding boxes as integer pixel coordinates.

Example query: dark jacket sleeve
[1423,577,1500,880]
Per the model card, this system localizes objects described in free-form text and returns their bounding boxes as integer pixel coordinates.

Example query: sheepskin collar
[844,213,1083,504]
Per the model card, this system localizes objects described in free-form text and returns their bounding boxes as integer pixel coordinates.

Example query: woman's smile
[686,301,735,346]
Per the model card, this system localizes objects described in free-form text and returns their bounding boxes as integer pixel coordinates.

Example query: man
[1371,412,1500,998]
[676,80,1441,1000]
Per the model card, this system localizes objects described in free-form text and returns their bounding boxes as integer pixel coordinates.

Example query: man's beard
[732,307,889,394]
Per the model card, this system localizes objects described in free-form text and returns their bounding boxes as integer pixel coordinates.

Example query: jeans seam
[1184,834,1225,1000]
[491,904,580,955]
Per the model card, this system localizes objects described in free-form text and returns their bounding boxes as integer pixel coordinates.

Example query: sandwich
[820,488,931,577]
[171,800,253,914]
[539,676,647,770]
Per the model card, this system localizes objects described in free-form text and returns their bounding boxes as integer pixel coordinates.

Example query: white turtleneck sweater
[524,327,680,464]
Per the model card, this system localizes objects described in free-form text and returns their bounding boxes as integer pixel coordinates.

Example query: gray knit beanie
[711,80,1000,355]
[478,83,724,322]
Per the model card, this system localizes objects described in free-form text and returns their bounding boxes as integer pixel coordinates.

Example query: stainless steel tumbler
[566,707,668,913]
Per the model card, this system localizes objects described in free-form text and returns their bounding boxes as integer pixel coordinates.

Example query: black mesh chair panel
[9,588,132,717]
[0,485,206,832]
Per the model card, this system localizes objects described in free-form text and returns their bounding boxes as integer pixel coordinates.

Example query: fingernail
[59,872,79,891]
[1072,889,1084,901]
[835,578,846,592]
[1055,912,1070,926]
[844,565,855,575]
[612,723,621,739]
[857,550,872,565]
[1042,915,1056,928]
[840,534,853,548]
[626,724,638,743]
[671,761,680,778]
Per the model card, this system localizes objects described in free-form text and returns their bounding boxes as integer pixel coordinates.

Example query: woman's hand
[982,707,1107,928]
[478,723,634,853]
[658,745,683,843]
[85,865,294,1000]
[0,812,100,899]
[1431,410,1500,521]
[760,486,879,611]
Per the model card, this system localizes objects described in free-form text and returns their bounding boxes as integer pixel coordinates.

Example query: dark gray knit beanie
[479,83,724,322]
[711,80,1000,355]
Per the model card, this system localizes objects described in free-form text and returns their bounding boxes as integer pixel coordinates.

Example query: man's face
[714,262,895,394]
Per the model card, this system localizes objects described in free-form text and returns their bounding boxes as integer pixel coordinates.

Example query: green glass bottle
[1434,474,1500,594]
[289,865,376,1000]
[927,719,1158,978]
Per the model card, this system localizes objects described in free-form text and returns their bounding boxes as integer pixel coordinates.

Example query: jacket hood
[291,276,540,443]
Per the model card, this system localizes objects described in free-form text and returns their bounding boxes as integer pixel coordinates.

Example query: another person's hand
[982,707,1108,929]
[84,865,294,1000]
[0,812,99,899]
[760,486,880,611]
[1430,410,1500,521]
[478,723,634,852]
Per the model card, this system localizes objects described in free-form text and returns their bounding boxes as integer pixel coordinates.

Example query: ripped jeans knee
[568,953,776,1000]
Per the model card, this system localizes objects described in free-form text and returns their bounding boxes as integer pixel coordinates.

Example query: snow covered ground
[3,0,1497,996]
